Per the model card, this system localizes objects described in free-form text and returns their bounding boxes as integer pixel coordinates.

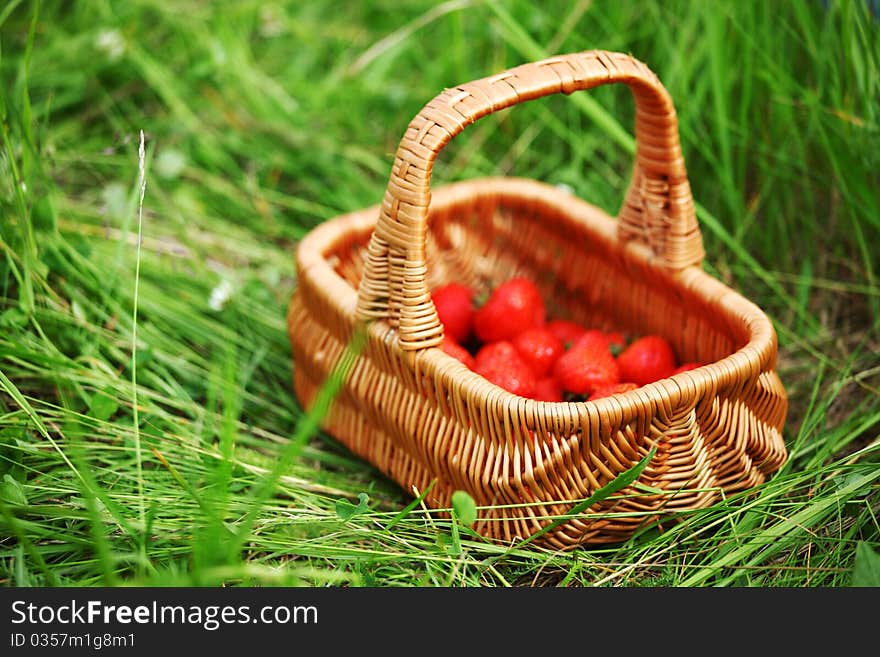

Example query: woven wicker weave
[287,50,787,547]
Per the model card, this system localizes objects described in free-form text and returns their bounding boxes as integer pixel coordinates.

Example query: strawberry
[588,382,639,401]
[546,319,587,348]
[475,340,517,368]
[432,282,475,343]
[441,337,475,370]
[532,377,564,402]
[553,340,620,396]
[672,362,701,375]
[473,278,545,343]
[512,327,564,378]
[474,341,536,397]
[616,335,677,386]
[570,329,628,355]
[573,329,611,351]
[605,331,627,356]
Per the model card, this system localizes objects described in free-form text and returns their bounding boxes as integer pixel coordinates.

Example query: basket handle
[355,50,704,350]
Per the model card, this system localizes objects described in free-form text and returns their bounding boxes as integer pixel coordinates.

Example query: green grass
[1,0,878,587]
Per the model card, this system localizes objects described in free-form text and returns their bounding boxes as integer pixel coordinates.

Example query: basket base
[288,291,745,549]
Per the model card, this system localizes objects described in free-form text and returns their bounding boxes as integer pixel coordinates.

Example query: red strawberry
[672,362,701,375]
[616,335,677,386]
[432,283,475,343]
[605,331,627,356]
[441,337,475,370]
[474,341,536,397]
[546,319,587,348]
[588,382,639,401]
[473,278,545,343]
[553,341,620,396]
[532,377,564,402]
[475,340,517,368]
[512,327,564,378]
[573,329,612,351]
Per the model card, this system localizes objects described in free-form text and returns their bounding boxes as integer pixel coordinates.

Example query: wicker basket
[287,50,787,548]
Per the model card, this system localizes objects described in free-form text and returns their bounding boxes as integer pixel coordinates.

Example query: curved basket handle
[355,50,704,351]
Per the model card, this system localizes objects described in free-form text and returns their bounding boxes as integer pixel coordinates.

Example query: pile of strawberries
[433,278,699,402]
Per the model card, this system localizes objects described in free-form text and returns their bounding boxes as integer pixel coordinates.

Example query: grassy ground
[0,0,878,587]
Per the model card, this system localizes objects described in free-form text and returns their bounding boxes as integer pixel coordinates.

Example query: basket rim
[293,177,780,423]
